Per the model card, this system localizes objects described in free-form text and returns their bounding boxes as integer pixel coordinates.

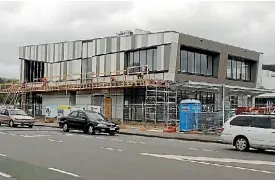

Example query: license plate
[110,128,115,131]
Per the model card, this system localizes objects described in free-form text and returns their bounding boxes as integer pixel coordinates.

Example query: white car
[220,114,275,151]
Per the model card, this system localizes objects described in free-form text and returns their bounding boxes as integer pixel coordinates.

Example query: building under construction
[0,30,272,122]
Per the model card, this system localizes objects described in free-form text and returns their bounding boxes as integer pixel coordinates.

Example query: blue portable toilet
[179,99,202,131]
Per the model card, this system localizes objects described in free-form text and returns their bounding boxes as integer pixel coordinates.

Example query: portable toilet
[179,99,202,131]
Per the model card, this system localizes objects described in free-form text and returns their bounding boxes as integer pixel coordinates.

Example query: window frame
[226,55,252,82]
[251,116,271,129]
[229,116,252,127]
[69,111,78,117]
[179,48,214,77]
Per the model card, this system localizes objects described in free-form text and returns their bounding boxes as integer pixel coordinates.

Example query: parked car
[59,110,119,136]
[220,114,275,151]
[0,109,35,128]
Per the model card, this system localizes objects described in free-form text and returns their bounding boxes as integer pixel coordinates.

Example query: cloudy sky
[0,0,275,78]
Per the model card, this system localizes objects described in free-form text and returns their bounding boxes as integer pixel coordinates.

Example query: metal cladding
[19,32,179,82]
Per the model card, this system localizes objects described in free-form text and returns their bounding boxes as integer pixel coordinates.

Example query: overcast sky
[0,0,275,78]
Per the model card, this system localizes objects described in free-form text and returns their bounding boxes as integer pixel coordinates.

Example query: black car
[59,110,119,136]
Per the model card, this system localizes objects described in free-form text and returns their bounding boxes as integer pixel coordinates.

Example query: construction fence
[1,103,238,132]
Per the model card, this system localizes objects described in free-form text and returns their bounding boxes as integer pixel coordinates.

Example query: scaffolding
[145,80,177,125]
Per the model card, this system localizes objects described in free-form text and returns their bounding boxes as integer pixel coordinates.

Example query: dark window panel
[195,53,201,74]
[207,55,213,76]
[187,51,195,73]
[180,50,188,72]
[200,54,207,75]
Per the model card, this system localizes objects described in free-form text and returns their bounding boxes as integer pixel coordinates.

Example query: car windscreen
[9,110,28,116]
[86,112,105,121]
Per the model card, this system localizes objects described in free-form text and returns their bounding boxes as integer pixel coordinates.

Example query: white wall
[261,70,275,89]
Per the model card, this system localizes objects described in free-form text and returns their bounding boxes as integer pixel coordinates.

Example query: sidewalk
[34,122,224,144]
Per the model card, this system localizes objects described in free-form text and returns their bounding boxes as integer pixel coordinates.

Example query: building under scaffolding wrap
[0,30,274,123]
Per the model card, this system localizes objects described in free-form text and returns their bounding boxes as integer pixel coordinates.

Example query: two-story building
[15,30,270,121]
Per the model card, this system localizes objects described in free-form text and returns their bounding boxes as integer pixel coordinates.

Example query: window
[126,48,157,73]
[180,49,214,76]
[226,55,252,81]
[69,111,78,117]
[271,118,275,129]
[251,117,271,129]
[230,116,251,126]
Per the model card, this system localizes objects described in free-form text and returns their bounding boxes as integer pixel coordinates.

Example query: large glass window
[180,50,188,72]
[126,48,158,73]
[226,55,252,81]
[180,49,214,76]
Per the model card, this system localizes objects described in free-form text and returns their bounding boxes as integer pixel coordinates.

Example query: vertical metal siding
[119,52,124,74]
[110,53,116,75]
[52,63,60,81]
[157,45,165,71]
[38,45,42,61]
[47,44,55,63]
[92,57,97,77]
[82,42,88,58]
[100,38,107,54]
[148,33,158,47]
[63,42,69,60]
[105,54,111,76]
[106,37,112,53]
[141,34,148,48]
[111,37,117,52]
[71,60,81,80]
[75,41,82,59]
[135,35,143,49]
[25,46,31,60]
[41,45,46,62]
[67,61,73,80]
[99,55,105,76]
[164,44,171,71]
[20,60,24,81]
[87,41,95,57]
[30,46,37,60]
[68,42,74,60]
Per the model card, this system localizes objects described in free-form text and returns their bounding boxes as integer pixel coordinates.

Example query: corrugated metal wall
[19,32,179,82]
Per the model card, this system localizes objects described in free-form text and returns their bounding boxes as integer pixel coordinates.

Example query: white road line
[48,168,80,177]
[138,141,147,144]
[9,133,16,136]
[23,135,50,138]
[0,153,6,157]
[111,138,124,142]
[96,137,107,140]
[188,148,199,151]
[0,132,7,135]
[48,139,63,143]
[127,140,137,143]
[0,172,11,178]
[101,147,123,152]
[202,149,212,152]
[140,153,275,174]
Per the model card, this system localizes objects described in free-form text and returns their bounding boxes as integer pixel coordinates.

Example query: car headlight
[97,123,107,127]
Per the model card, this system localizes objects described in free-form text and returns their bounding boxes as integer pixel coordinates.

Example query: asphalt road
[0,126,275,180]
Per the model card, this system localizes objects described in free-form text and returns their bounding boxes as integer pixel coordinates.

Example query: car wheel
[62,123,69,132]
[109,132,115,136]
[28,125,33,128]
[88,125,95,135]
[235,136,249,151]
[9,120,14,127]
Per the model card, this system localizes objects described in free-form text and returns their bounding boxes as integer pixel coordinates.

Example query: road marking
[101,147,123,152]
[111,138,124,142]
[0,172,11,178]
[202,149,212,152]
[0,132,7,135]
[127,140,137,143]
[48,168,80,177]
[138,141,147,144]
[188,148,200,151]
[140,153,275,174]
[96,137,107,140]
[140,153,275,166]
[0,153,6,157]
[23,135,50,138]
[48,139,63,143]
[10,133,16,136]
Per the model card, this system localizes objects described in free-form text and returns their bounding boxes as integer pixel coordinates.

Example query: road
[0,126,275,180]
